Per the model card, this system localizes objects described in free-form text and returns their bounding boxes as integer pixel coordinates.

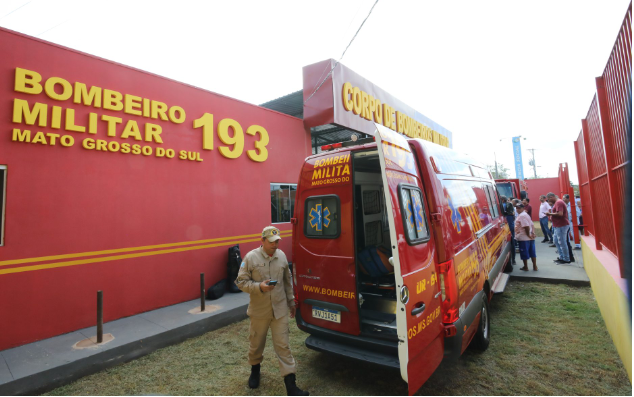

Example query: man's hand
[290,306,296,319]
[260,280,275,292]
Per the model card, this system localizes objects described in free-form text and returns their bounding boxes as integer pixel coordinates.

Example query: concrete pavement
[507,237,589,286]
[0,292,250,395]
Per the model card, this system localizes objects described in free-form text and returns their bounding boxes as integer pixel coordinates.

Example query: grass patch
[533,221,545,238]
[45,282,631,396]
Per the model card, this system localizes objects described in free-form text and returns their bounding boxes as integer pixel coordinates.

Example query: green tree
[487,163,510,179]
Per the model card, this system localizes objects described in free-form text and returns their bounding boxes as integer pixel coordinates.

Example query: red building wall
[0,28,311,350]
[524,178,560,221]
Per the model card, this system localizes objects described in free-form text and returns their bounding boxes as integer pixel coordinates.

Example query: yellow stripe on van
[0,230,293,269]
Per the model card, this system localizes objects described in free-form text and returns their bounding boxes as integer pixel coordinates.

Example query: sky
[1,0,630,183]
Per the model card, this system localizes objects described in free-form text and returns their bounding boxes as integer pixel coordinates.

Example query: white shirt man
[538,195,553,243]
[539,199,551,219]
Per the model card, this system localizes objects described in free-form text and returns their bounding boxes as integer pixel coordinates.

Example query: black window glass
[271,184,296,223]
[399,186,429,244]
[305,195,339,238]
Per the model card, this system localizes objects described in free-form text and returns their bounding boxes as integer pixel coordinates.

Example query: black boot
[284,373,309,396]
[248,364,260,389]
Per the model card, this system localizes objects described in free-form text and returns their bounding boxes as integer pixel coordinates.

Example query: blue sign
[512,136,524,180]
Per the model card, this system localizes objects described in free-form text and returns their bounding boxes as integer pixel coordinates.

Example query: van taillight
[437,259,459,324]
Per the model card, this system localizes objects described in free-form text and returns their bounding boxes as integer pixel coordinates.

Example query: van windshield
[496,182,514,199]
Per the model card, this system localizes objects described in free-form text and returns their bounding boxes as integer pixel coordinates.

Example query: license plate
[312,306,341,323]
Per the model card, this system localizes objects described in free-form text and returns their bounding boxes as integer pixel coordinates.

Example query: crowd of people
[501,192,582,272]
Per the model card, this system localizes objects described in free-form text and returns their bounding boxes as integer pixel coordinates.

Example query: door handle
[411,302,426,316]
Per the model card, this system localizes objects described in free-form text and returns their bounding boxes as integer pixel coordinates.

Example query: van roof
[306,137,490,180]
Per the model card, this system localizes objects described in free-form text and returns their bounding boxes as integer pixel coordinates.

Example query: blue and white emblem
[309,204,331,232]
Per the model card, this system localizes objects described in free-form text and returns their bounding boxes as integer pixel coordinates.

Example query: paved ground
[0,240,589,395]
[508,238,589,285]
[0,292,250,395]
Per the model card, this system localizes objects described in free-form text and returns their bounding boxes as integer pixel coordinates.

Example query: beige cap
[262,226,282,242]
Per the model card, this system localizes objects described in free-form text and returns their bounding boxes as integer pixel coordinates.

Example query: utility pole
[494,152,499,179]
[527,148,537,178]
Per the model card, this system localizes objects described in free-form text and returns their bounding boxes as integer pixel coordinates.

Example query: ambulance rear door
[374,124,444,395]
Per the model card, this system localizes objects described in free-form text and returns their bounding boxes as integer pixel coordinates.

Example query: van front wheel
[471,293,490,351]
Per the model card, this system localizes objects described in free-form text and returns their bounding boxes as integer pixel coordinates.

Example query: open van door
[374,124,445,395]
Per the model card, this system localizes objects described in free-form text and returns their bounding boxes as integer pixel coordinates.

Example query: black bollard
[97,290,103,343]
[200,273,205,311]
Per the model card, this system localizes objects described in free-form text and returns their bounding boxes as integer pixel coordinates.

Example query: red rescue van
[291,124,512,394]
[495,178,527,200]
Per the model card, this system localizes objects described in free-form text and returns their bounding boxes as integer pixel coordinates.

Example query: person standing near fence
[515,203,538,271]
[546,193,571,264]
[501,196,516,266]
[575,196,584,236]
[539,195,553,243]
[522,197,533,219]
[562,195,579,258]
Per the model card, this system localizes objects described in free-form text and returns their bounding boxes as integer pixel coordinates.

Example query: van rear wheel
[471,293,490,351]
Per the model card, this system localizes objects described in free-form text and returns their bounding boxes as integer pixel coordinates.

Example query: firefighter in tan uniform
[235,226,309,396]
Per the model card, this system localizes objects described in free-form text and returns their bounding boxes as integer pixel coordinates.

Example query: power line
[0,1,32,23]
[303,0,380,106]
[36,20,66,37]
[527,148,538,178]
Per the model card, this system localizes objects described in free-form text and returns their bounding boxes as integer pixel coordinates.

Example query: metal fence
[558,163,580,245]
[573,3,631,277]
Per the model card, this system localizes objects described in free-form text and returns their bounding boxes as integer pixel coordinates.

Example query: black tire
[470,293,490,351]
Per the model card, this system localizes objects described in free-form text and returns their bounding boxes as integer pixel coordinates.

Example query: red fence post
[581,119,602,251]
[561,163,581,245]
[569,185,581,245]
[573,139,589,236]
[596,77,624,266]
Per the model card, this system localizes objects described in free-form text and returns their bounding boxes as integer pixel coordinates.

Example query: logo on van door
[447,194,462,233]
[309,204,331,232]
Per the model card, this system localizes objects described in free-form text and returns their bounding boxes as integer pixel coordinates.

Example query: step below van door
[374,124,444,395]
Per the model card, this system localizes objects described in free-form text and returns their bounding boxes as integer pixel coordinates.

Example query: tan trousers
[248,312,297,377]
